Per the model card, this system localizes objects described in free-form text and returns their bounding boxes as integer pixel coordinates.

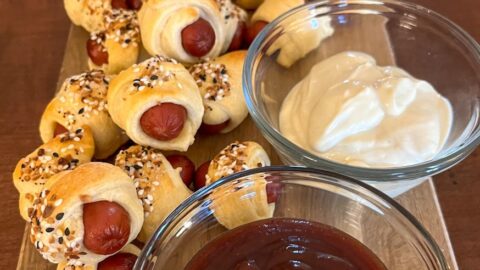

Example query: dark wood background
[0,0,478,269]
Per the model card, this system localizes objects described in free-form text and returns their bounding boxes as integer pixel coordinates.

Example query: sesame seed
[128,56,178,93]
[209,142,254,182]
[55,213,64,221]
[54,199,63,207]
[115,145,167,214]
[189,62,231,101]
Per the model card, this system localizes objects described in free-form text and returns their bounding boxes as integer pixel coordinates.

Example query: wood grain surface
[0,0,479,270]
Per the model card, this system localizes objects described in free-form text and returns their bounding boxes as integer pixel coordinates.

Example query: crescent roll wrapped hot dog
[189,51,248,134]
[57,244,140,270]
[29,163,143,267]
[108,55,204,151]
[87,9,141,75]
[115,145,192,242]
[39,70,129,159]
[64,0,142,33]
[139,0,225,63]
[205,141,274,229]
[248,0,334,68]
[13,127,95,221]
[139,0,247,63]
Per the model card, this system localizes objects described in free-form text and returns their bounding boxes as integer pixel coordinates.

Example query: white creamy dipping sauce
[279,51,453,168]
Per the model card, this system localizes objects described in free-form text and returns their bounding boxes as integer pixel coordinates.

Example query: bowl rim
[134,166,448,270]
[242,0,480,181]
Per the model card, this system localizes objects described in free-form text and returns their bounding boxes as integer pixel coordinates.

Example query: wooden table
[0,1,479,269]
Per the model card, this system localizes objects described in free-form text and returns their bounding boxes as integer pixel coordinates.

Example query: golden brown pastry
[251,0,303,23]
[250,0,334,68]
[115,145,192,242]
[29,163,143,266]
[87,9,141,75]
[13,127,95,221]
[139,0,246,63]
[206,141,274,229]
[64,0,143,33]
[209,174,274,230]
[216,0,248,52]
[39,70,129,159]
[206,141,270,184]
[107,55,204,151]
[139,0,224,63]
[234,0,263,9]
[64,0,112,33]
[56,244,140,270]
[189,51,248,134]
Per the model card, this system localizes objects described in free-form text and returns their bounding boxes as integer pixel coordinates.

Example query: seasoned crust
[64,0,112,32]
[88,9,141,75]
[207,141,270,184]
[115,145,192,242]
[107,55,204,151]
[14,126,95,221]
[29,162,143,266]
[39,70,129,159]
[189,50,248,133]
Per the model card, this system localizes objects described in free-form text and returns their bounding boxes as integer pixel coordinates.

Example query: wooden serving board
[17,22,459,269]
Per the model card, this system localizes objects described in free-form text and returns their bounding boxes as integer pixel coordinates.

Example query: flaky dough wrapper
[107,55,204,151]
[39,70,129,159]
[29,163,143,266]
[115,145,192,242]
[252,0,334,68]
[88,10,141,75]
[64,0,111,32]
[207,141,274,229]
[139,0,225,63]
[189,51,248,133]
[14,127,95,221]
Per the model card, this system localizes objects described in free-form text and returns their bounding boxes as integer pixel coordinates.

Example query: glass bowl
[243,0,480,196]
[134,167,448,270]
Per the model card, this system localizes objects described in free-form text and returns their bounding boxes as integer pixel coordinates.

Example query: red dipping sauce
[185,218,386,270]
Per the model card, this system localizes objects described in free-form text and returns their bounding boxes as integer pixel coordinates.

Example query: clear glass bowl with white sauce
[243,0,480,196]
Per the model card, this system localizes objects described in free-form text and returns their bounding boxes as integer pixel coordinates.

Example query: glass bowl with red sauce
[134,167,448,270]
